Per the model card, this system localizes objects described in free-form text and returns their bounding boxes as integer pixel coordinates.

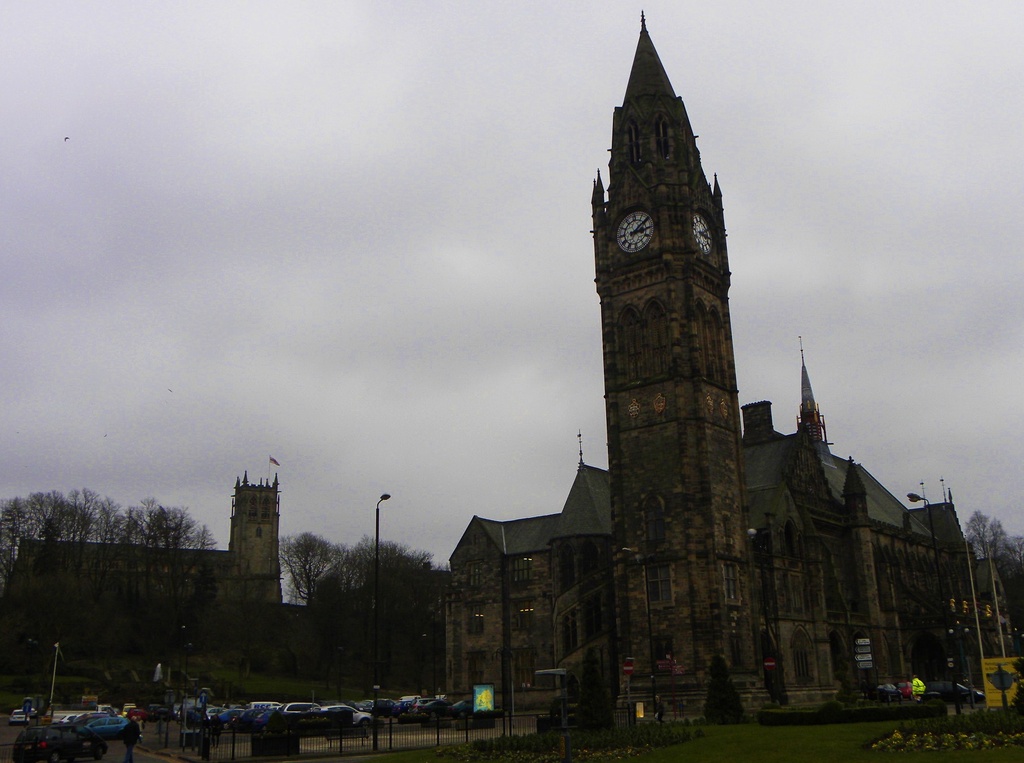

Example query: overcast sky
[3,1,1022,566]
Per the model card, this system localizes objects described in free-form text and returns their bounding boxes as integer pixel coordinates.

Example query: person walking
[655,695,665,723]
[120,717,142,763]
[911,675,926,702]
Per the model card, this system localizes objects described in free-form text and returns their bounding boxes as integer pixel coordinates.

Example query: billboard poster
[980,657,1019,707]
[473,684,495,712]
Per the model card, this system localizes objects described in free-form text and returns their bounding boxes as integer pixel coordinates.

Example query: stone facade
[445,19,1005,713]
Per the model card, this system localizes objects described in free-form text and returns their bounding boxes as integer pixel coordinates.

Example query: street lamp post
[623,549,657,714]
[747,521,787,705]
[372,493,390,752]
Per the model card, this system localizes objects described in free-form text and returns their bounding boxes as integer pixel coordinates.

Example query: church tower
[593,17,756,694]
[228,471,283,603]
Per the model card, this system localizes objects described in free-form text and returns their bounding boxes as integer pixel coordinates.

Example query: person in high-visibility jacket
[912,675,926,702]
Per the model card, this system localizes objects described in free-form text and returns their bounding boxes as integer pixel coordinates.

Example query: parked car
[363,698,395,717]
[146,705,173,721]
[83,716,131,740]
[873,684,903,703]
[59,712,111,726]
[280,702,319,714]
[412,698,452,719]
[390,698,419,717]
[14,724,108,762]
[9,708,34,726]
[215,708,247,728]
[450,700,473,719]
[923,681,985,704]
[319,704,367,727]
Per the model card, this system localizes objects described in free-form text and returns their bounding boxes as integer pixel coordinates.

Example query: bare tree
[279,532,343,604]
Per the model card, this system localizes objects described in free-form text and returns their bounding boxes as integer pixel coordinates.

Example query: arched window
[693,303,708,377]
[792,630,814,681]
[705,308,724,381]
[644,301,669,375]
[560,545,576,589]
[627,122,642,163]
[645,495,666,542]
[580,541,600,576]
[655,117,670,159]
[620,307,643,381]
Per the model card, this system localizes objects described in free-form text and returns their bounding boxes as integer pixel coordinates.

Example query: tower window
[627,122,642,163]
[655,117,670,159]
[644,301,669,375]
[723,563,738,600]
[647,563,672,603]
[468,605,485,634]
[562,610,579,652]
[467,561,482,587]
[560,545,576,588]
[645,495,666,542]
[583,593,603,638]
[621,308,643,381]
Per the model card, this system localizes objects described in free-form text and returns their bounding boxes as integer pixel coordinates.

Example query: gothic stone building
[13,472,282,606]
[446,20,1003,712]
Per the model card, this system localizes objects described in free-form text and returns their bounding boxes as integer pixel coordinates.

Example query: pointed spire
[592,169,604,205]
[713,173,722,198]
[797,337,833,463]
[623,15,676,102]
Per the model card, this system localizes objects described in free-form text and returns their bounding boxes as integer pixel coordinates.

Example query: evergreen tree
[703,654,744,724]
[1012,656,1024,716]
[577,648,614,730]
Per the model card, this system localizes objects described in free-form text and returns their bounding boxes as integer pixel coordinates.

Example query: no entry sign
[623,659,635,676]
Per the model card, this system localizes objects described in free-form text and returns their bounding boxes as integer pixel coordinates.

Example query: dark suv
[923,681,985,704]
[14,724,108,763]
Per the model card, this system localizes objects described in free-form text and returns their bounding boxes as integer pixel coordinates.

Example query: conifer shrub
[702,654,745,724]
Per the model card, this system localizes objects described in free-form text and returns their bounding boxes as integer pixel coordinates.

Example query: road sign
[657,659,673,671]
[763,657,776,671]
[854,638,871,646]
[672,664,685,675]
[854,653,873,662]
[623,659,634,676]
[854,643,872,653]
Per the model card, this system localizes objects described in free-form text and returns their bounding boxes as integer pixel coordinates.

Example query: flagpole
[48,643,59,712]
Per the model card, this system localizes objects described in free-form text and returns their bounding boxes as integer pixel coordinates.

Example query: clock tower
[593,17,756,694]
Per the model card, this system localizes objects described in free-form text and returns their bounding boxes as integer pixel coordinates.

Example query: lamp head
[380,493,391,502]
[907,493,924,503]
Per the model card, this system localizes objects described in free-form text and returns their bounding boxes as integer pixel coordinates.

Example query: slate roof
[467,465,611,556]
[744,433,932,535]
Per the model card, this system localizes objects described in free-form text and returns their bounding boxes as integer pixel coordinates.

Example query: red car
[125,708,148,722]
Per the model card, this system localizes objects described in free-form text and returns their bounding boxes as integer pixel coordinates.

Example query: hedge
[758,699,946,726]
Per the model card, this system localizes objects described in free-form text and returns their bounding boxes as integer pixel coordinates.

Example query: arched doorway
[909,632,947,681]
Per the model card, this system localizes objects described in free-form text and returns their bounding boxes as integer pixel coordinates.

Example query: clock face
[617,210,654,252]
[693,214,713,256]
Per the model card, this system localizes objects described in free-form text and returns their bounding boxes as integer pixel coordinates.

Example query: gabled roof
[744,434,931,534]
[454,465,611,559]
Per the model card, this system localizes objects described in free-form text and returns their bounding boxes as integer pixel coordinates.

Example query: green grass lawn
[373,719,1024,763]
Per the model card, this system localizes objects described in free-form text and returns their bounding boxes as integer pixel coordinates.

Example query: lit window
[513,556,532,583]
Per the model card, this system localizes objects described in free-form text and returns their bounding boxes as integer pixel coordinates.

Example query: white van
[247,701,282,712]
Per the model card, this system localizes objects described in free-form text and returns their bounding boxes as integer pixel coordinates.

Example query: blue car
[84,716,130,740]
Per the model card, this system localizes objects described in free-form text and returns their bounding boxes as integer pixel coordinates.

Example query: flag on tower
[269,456,280,466]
